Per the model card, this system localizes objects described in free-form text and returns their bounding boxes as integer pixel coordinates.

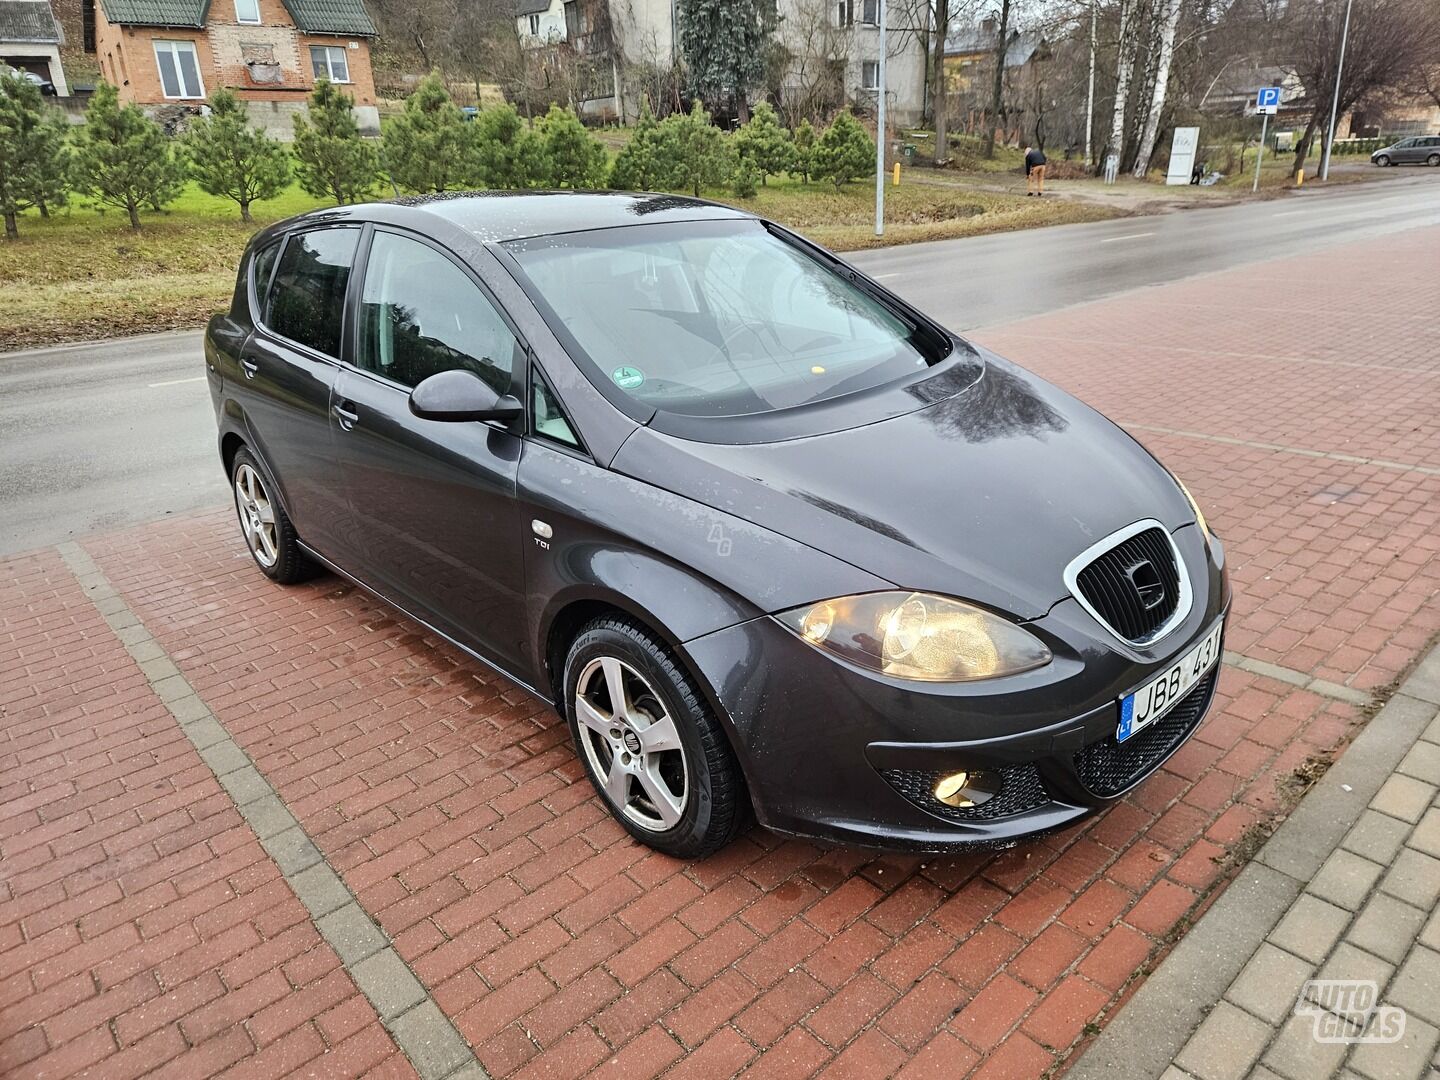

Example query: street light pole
[1320,0,1353,182]
[875,0,887,236]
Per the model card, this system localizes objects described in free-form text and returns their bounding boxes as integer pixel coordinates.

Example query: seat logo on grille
[1125,559,1166,610]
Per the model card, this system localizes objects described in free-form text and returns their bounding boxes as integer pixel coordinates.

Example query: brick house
[88,0,379,135]
[1,0,70,94]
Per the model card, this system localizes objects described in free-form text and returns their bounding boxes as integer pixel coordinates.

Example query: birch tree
[1104,0,1140,166]
[1132,0,1182,175]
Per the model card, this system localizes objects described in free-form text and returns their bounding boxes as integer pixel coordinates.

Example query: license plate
[1118,622,1223,742]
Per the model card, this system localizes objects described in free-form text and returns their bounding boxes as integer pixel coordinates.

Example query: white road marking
[873,272,902,279]
[148,375,206,388]
[1272,210,1307,218]
[1100,232,1156,243]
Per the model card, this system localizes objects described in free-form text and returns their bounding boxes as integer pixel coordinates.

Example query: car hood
[610,352,1194,620]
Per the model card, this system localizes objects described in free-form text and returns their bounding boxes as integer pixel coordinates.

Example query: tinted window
[267,228,359,357]
[357,231,518,394]
[506,219,935,418]
[532,370,580,448]
[251,240,280,312]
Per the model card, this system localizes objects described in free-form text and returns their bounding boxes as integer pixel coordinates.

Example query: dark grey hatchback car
[206,192,1229,857]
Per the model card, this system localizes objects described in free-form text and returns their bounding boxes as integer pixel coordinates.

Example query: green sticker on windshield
[611,366,645,390]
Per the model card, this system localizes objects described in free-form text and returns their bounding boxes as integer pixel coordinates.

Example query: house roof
[945,27,1045,68]
[0,0,64,41]
[98,0,208,29]
[515,0,551,14]
[283,0,375,36]
[98,0,374,33]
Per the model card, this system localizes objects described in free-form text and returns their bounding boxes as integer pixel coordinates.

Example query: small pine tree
[608,95,666,191]
[656,100,733,197]
[292,79,379,205]
[0,71,68,239]
[791,118,815,183]
[181,88,289,222]
[732,155,759,198]
[474,102,544,188]
[69,82,182,230]
[383,72,480,193]
[812,109,874,189]
[536,105,608,189]
[732,101,794,186]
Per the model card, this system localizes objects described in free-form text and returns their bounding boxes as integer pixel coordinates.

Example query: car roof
[338,191,757,244]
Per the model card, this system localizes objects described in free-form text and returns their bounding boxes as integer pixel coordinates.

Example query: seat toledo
[206,192,1229,857]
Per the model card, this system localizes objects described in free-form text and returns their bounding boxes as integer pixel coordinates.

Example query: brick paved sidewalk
[1,226,1436,1080]
[1072,648,1440,1080]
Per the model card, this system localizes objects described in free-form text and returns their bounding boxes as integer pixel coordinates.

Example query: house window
[309,45,350,83]
[836,0,849,26]
[234,0,260,23]
[153,40,204,99]
[862,60,879,90]
[861,0,878,24]
[528,13,540,34]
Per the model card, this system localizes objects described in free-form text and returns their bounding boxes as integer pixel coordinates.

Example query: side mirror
[409,369,522,424]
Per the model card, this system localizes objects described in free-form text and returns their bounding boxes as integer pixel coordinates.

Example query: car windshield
[504,219,938,417]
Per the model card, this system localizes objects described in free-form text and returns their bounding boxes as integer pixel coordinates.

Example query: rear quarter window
[250,240,281,316]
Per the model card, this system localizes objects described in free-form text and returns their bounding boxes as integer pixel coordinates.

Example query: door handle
[333,401,359,430]
[240,357,259,379]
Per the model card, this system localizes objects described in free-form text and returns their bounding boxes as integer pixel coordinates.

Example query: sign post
[874,0,886,236]
[1253,86,1280,193]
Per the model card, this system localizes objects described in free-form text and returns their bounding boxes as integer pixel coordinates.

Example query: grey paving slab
[1379,849,1440,909]
[1307,851,1385,912]
[1342,811,1414,865]
[1226,944,1316,1026]
[1346,1016,1440,1080]
[1270,895,1352,965]
[1386,946,1440,1029]
[1345,893,1427,966]
[1175,1002,1272,1080]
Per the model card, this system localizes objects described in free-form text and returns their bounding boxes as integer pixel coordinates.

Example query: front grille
[881,763,1051,823]
[1075,527,1181,643]
[1074,669,1216,797]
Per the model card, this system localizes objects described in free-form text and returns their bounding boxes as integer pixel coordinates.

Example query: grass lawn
[0,175,1118,352]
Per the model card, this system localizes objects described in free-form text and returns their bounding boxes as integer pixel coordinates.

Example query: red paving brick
[2,224,1437,1077]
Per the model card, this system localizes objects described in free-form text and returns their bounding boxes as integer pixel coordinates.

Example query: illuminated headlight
[776,591,1052,682]
[1173,475,1214,540]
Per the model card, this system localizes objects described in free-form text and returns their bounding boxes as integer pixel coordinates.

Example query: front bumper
[682,524,1229,852]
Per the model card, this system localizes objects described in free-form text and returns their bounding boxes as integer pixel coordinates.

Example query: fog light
[932,770,998,808]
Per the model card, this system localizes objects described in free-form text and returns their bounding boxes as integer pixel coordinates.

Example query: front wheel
[230,448,316,584]
[563,616,747,858]
[1375,154,1391,167]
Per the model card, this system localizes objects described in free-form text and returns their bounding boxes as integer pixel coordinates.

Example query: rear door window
[267,227,360,358]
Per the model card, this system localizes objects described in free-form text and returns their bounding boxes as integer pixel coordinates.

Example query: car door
[236,226,361,557]
[1394,137,1420,163]
[327,226,529,673]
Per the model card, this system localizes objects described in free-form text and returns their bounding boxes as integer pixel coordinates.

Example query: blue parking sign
[1257,86,1282,113]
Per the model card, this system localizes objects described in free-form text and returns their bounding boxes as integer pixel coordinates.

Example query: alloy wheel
[234,463,279,568]
[574,656,689,831]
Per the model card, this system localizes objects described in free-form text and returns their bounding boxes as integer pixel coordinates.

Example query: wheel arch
[539,589,757,794]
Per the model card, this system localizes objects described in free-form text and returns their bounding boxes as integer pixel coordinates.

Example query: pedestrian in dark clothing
[1024,145,1047,196]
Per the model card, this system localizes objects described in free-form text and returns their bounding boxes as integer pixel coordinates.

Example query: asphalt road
[3,171,1439,556]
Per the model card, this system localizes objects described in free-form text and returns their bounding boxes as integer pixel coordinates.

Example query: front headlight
[1173,475,1214,540]
[776,591,1052,682]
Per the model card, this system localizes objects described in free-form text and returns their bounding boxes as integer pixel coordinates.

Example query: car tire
[230,447,316,584]
[1428,153,1440,167]
[563,616,747,858]
[1375,154,1390,167]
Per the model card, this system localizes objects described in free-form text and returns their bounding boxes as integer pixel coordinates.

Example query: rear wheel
[563,616,746,858]
[1427,153,1440,167]
[230,448,315,584]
